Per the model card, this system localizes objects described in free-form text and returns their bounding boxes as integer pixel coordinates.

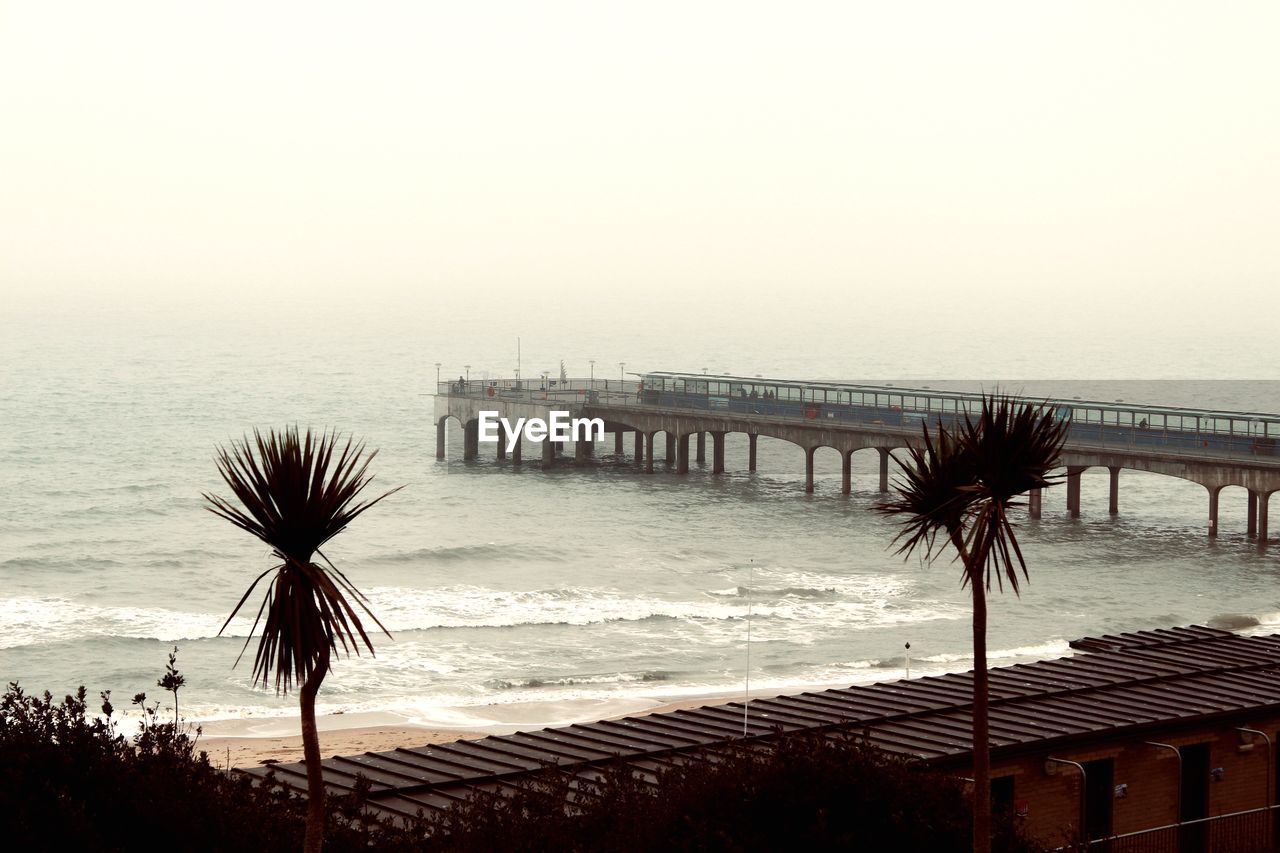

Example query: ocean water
[3,299,1279,730]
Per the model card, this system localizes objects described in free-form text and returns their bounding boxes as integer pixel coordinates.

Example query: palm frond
[875,420,978,564]
[203,426,402,693]
[877,395,1066,594]
[959,395,1067,594]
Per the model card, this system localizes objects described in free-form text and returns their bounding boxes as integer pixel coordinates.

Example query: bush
[422,730,1044,852]
[0,680,309,851]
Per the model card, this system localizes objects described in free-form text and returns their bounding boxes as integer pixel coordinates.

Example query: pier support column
[696,432,706,465]
[1066,466,1085,518]
[748,434,758,472]
[1260,492,1271,543]
[541,438,554,468]
[712,432,725,474]
[1248,491,1258,539]
[1029,488,1042,519]
[1108,467,1120,515]
[497,423,508,460]
[677,433,690,475]
[805,447,816,493]
[665,434,675,465]
[841,450,852,495]
[615,431,624,455]
[1208,485,1222,538]
[436,419,446,460]
[645,432,654,474]
[463,419,479,461]
[634,431,644,466]
[877,448,890,493]
[512,437,522,466]
[574,437,593,466]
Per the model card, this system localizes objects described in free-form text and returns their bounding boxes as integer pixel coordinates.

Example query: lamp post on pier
[435,362,441,389]
[589,359,595,383]
[464,365,471,385]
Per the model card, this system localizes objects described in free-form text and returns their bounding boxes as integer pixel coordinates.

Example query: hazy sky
[3,2,1278,331]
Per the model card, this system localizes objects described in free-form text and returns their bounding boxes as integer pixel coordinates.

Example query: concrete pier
[464,419,479,461]
[1066,467,1084,518]
[1208,485,1221,538]
[436,374,1280,547]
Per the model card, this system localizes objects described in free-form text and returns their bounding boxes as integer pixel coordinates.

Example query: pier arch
[804,445,844,494]
[435,413,466,461]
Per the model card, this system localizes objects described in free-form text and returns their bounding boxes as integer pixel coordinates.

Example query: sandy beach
[199,688,794,769]
[200,724,482,771]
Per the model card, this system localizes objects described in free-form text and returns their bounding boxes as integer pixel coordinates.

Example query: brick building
[251,626,1280,851]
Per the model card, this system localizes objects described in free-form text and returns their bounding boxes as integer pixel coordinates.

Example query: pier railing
[438,379,1280,466]
[437,379,643,407]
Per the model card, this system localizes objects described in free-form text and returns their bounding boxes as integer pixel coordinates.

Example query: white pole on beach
[743,559,753,737]
[905,641,911,679]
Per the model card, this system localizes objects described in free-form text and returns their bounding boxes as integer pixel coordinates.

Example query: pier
[435,373,1280,541]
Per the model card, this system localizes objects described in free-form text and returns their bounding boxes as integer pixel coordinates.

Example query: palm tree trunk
[300,646,330,853]
[971,578,991,853]
[948,530,990,853]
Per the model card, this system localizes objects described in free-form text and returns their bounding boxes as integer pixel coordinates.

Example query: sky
[2,2,1278,342]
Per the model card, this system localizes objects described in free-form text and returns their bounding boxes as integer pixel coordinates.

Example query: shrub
[421,730,1044,852]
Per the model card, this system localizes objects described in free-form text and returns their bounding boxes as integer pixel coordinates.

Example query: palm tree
[878,395,1065,853]
[204,427,400,853]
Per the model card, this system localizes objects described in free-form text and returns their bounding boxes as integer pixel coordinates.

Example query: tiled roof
[243,626,1280,822]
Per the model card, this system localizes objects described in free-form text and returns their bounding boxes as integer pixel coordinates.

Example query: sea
[3,295,1279,731]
